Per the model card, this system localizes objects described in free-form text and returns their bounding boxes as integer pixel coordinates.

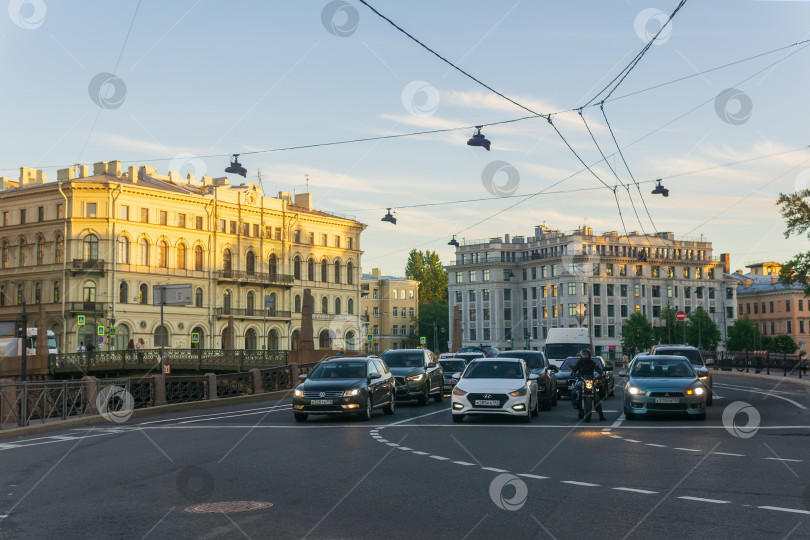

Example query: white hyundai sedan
[451,358,539,423]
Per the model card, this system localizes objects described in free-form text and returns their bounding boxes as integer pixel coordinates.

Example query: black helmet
[579,348,591,358]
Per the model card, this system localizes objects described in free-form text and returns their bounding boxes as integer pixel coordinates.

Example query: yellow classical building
[360,268,419,354]
[0,162,366,353]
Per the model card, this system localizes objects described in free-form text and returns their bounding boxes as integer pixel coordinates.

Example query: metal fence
[708,350,808,378]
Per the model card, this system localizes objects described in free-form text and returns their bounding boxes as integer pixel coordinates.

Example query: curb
[713,370,810,388]
[0,389,293,440]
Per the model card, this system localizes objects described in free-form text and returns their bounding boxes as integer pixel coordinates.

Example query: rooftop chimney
[720,253,730,274]
[93,161,108,175]
[78,165,89,178]
[57,167,76,181]
[371,268,382,279]
[294,192,313,210]
[108,160,122,176]
[20,167,46,186]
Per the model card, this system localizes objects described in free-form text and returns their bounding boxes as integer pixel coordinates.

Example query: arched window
[267,292,277,315]
[246,251,255,275]
[223,290,232,314]
[291,329,300,351]
[319,329,332,350]
[322,296,328,314]
[245,328,257,350]
[83,281,96,302]
[293,256,301,279]
[321,259,327,282]
[139,239,149,266]
[83,234,98,261]
[195,287,203,308]
[345,331,357,351]
[55,235,63,264]
[153,325,169,348]
[269,329,280,350]
[194,245,203,271]
[34,282,41,304]
[246,291,255,316]
[348,298,354,315]
[16,284,23,305]
[221,327,231,349]
[308,258,315,281]
[347,261,354,285]
[190,326,205,349]
[53,281,59,303]
[335,297,341,315]
[223,248,232,272]
[334,260,341,283]
[19,238,26,267]
[268,253,277,276]
[36,237,44,265]
[177,244,186,270]
[119,281,128,304]
[139,283,148,304]
[157,240,168,268]
[2,241,8,268]
[118,236,130,264]
[294,294,301,313]
[114,323,130,351]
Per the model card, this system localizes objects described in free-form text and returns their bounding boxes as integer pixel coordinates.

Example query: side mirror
[368,372,382,380]
[453,372,463,379]
[705,358,714,366]
[528,373,540,380]
[428,362,437,369]
[618,370,627,377]
[298,374,307,380]
[605,365,614,371]
[547,364,558,372]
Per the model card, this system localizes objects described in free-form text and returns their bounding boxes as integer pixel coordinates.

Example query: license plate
[310,399,333,405]
[655,398,680,404]
[475,399,500,407]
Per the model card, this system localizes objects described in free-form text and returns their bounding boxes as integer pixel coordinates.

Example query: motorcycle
[576,377,597,422]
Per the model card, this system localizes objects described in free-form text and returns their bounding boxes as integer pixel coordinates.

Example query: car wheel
[383,394,396,415]
[706,392,713,406]
[417,384,429,406]
[521,408,532,423]
[624,407,635,421]
[551,387,558,406]
[452,413,464,423]
[434,387,443,402]
[694,412,706,421]
[532,397,540,417]
[541,389,552,411]
[294,413,308,422]
[360,395,373,421]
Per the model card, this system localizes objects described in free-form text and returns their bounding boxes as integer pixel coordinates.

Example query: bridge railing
[703,350,807,378]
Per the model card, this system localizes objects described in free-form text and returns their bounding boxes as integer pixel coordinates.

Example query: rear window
[464,361,524,379]
[560,357,580,370]
[380,351,424,368]
[440,360,466,373]
[654,348,702,365]
[498,352,545,369]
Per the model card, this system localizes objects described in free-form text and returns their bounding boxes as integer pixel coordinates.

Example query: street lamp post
[18,297,28,427]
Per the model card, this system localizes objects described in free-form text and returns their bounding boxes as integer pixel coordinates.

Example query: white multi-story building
[446,225,737,361]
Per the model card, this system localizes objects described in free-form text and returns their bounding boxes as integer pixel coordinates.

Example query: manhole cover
[184,501,273,514]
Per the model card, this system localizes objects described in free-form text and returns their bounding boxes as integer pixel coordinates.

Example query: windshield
[631,358,696,378]
[48,337,58,350]
[560,357,580,370]
[497,352,545,369]
[464,361,524,379]
[309,361,367,379]
[440,360,466,373]
[545,343,587,359]
[380,352,424,368]
[654,349,702,365]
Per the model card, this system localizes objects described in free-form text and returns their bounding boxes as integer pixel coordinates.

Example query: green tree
[412,301,449,353]
[685,307,720,350]
[622,311,655,353]
[760,335,775,353]
[405,249,448,304]
[776,191,810,295]
[653,307,688,344]
[773,334,798,354]
[726,316,761,351]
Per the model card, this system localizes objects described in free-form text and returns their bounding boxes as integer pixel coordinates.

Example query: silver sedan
[619,355,707,420]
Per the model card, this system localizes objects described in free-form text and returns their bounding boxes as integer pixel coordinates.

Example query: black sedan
[380,349,444,405]
[556,356,614,400]
[495,350,558,410]
[292,358,396,421]
[439,358,468,394]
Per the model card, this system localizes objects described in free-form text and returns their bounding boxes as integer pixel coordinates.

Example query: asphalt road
[1,372,809,540]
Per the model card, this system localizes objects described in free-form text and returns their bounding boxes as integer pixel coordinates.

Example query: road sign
[367,334,373,342]
[163,364,171,375]
[676,310,687,322]
[97,326,105,336]
[419,336,426,345]
[77,315,85,326]
[153,284,193,306]
[98,337,103,343]
[191,332,200,344]
[109,327,116,337]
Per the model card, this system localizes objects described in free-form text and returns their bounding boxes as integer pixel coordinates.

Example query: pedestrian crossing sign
[367,334,373,342]
[191,332,200,344]
[77,315,85,326]
[97,326,104,336]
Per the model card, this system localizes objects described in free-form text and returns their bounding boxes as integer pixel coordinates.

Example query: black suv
[649,344,713,405]
[496,350,558,410]
[380,349,443,405]
[292,357,396,421]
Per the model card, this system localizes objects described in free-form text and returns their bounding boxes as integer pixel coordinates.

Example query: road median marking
[678,496,730,504]
[613,487,658,494]
[561,480,600,487]
[517,474,549,480]
[758,506,810,515]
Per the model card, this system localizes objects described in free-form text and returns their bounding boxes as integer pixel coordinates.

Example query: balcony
[68,302,107,315]
[215,308,292,319]
[216,270,294,287]
[71,259,105,274]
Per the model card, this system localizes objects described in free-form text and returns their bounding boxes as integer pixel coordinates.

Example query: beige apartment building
[0,162,366,354]
[360,269,419,354]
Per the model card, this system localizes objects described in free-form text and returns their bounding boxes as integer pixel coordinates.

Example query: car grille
[647,402,687,410]
[649,392,684,398]
[467,393,508,408]
[395,377,406,387]
[304,391,345,399]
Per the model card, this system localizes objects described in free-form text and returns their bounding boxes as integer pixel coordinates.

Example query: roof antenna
[305,174,310,193]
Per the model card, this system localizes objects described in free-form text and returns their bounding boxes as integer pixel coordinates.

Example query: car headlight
[628,386,643,395]
[293,387,304,397]
[343,388,361,397]
[452,387,467,396]
[686,386,704,396]
[407,374,424,381]
[508,386,528,397]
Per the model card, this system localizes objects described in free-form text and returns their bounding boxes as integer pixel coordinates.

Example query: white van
[544,328,591,368]
[0,329,59,357]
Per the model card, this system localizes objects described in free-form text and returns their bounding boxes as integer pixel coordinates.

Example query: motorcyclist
[571,348,606,421]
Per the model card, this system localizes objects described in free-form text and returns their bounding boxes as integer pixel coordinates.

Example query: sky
[2,0,810,276]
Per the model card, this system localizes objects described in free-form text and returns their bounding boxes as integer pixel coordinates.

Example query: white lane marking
[609,435,623,439]
[613,487,658,495]
[624,439,641,443]
[758,506,810,515]
[712,384,807,410]
[176,408,291,423]
[0,432,113,448]
[0,444,18,450]
[646,443,667,448]
[711,452,744,457]
[610,414,625,430]
[678,496,730,504]
[481,467,509,473]
[48,435,77,441]
[764,457,802,463]
[136,404,291,425]
[714,383,795,395]
[385,443,399,447]
[377,439,388,443]
[397,446,412,451]
[561,481,600,487]
[602,410,619,413]
[412,451,429,456]
[430,455,449,461]
[452,461,476,466]
[517,474,549,480]
[674,448,701,452]
[383,407,450,426]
